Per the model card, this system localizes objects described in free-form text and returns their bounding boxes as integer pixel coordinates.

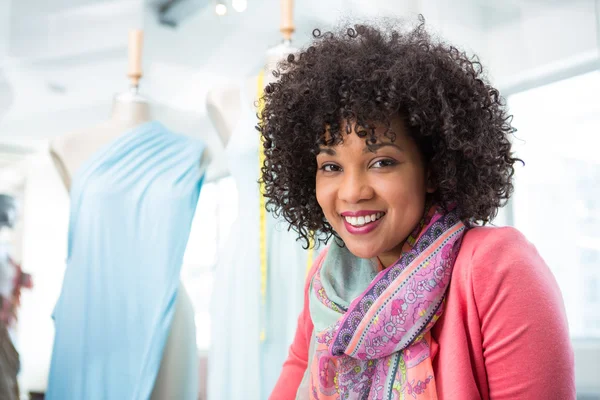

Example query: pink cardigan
[270,227,575,399]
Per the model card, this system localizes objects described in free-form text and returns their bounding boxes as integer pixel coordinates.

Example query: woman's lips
[341,212,385,235]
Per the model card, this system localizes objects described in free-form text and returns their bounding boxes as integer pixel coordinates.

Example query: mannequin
[50,90,211,185]
[51,29,211,187]
[206,1,311,398]
[48,30,208,400]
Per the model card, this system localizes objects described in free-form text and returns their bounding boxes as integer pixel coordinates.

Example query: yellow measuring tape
[306,241,314,275]
[257,70,314,343]
[257,70,267,342]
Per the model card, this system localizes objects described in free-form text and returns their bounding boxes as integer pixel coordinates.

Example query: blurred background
[0,0,598,399]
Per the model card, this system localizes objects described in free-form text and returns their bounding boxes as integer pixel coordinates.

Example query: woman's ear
[426,169,436,194]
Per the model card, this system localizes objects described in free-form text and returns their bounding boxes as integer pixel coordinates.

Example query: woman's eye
[371,159,397,168]
[320,164,341,173]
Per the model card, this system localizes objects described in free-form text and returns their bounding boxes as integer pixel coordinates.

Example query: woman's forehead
[320,119,408,147]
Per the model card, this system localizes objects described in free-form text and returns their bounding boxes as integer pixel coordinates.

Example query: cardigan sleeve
[471,227,576,399]
[269,248,327,400]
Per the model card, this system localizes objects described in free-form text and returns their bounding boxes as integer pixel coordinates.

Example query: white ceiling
[0,0,349,133]
[0,0,596,180]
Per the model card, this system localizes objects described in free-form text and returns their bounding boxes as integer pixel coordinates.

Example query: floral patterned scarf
[307,205,466,399]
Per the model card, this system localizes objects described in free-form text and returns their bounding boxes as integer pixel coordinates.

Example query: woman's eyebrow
[364,143,403,153]
[317,148,336,155]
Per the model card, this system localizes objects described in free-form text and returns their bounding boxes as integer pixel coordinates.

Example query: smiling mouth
[343,212,385,227]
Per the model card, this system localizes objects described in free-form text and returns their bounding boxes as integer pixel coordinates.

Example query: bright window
[509,71,600,338]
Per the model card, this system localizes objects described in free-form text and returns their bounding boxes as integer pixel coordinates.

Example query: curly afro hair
[259,18,521,248]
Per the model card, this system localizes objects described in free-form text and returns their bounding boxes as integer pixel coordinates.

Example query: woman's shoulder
[459,225,543,270]
[462,225,530,251]
[451,230,574,398]
[457,225,561,307]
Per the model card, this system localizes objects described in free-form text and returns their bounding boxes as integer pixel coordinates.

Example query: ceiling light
[215,0,227,15]
[232,0,247,12]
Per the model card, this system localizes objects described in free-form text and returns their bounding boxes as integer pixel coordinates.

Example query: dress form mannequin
[206,1,310,398]
[51,29,211,187]
[48,30,207,400]
[50,90,211,187]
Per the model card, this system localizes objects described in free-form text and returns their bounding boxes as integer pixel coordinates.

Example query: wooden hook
[280,0,295,41]
[127,29,144,88]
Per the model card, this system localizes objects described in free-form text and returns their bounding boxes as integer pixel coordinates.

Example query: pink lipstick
[340,210,385,235]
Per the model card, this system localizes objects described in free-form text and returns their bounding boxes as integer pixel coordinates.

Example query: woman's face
[315,117,434,267]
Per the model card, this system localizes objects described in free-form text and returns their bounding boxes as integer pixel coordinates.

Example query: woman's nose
[338,170,374,204]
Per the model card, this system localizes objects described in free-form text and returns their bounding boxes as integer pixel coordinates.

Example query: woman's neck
[377,236,412,268]
[377,253,399,269]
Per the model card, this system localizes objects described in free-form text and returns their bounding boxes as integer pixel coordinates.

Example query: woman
[260,20,575,399]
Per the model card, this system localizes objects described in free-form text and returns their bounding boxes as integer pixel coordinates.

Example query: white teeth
[344,213,384,227]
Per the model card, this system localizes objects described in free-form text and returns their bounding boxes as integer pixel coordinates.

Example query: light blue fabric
[47,121,205,400]
[208,82,311,400]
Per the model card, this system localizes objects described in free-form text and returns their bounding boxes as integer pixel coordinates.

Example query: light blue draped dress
[47,121,205,400]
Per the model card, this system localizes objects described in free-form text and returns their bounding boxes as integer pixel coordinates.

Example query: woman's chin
[343,241,381,260]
